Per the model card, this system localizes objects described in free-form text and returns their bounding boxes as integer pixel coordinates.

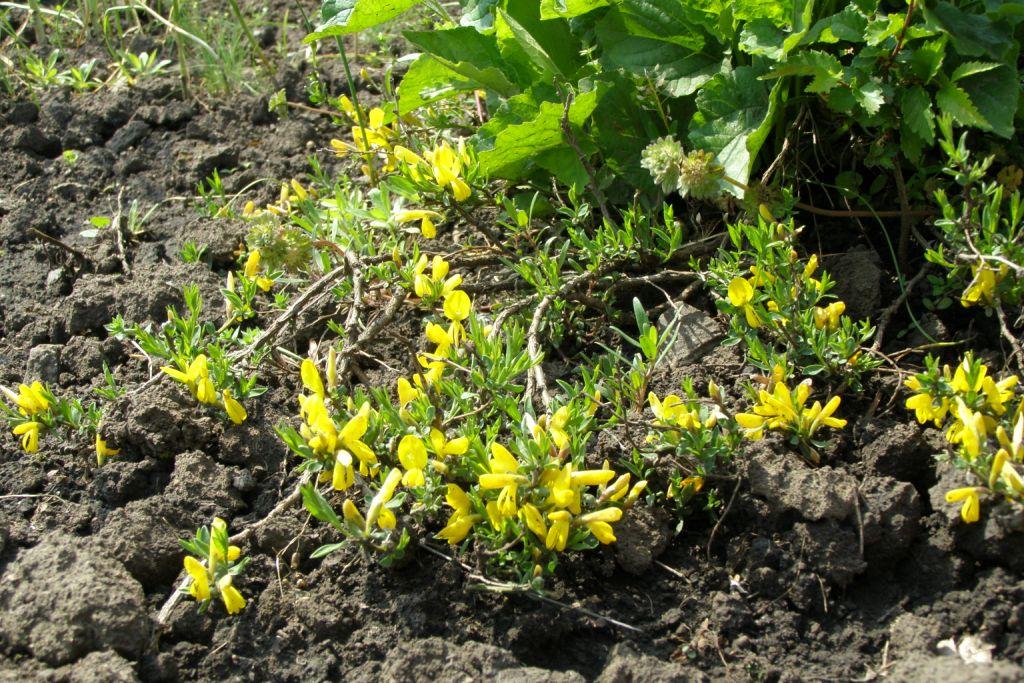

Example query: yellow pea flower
[343,499,365,528]
[216,575,246,614]
[945,487,982,523]
[95,431,120,466]
[545,510,571,551]
[429,428,469,459]
[394,209,442,239]
[365,468,403,532]
[519,503,548,541]
[727,277,761,328]
[183,556,211,601]
[332,451,354,490]
[340,402,377,471]
[812,301,846,330]
[301,359,325,399]
[243,250,260,278]
[443,290,471,322]
[437,484,480,545]
[398,434,428,487]
[4,381,52,416]
[397,377,421,407]
[13,421,41,453]
[222,390,247,425]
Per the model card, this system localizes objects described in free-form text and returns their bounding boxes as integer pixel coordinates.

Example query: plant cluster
[705,214,879,390]
[180,518,249,614]
[905,353,1023,523]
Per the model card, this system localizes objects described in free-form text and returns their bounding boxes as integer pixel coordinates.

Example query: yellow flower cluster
[394,141,473,203]
[1,381,52,453]
[162,355,246,425]
[905,355,1022,522]
[242,179,317,220]
[182,518,246,615]
[961,263,1009,308]
[329,98,400,177]
[735,376,846,443]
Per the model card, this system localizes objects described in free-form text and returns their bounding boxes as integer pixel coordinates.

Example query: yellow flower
[13,421,40,453]
[429,428,469,459]
[395,209,442,239]
[443,290,471,322]
[961,264,1002,307]
[982,375,1018,416]
[340,402,377,471]
[161,355,217,405]
[243,250,261,278]
[812,301,846,330]
[412,255,461,299]
[183,556,211,601]
[727,277,761,328]
[545,510,571,551]
[217,575,246,614]
[945,487,982,523]
[343,499,365,528]
[577,507,622,544]
[398,434,428,487]
[519,503,548,541]
[423,142,472,201]
[95,431,120,466]
[547,406,571,450]
[3,381,52,416]
[301,358,325,399]
[736,380,845,442]
[397,377,421,407]
[332,451,354,490]
[365,468,403,532]
[479,443,524,519]
[437,484,481,545]
[222,390,247,425]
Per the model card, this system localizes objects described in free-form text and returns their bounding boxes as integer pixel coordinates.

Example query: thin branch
[561,93,613,226]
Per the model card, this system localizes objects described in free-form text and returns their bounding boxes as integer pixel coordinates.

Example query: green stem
[227,0,276,80]
[336,36,378,185]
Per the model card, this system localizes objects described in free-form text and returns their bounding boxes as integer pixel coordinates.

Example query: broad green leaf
[731,0,791,25]
[461,0,500,28]
[688,66,780,195]
[540,0,610,19]
[924,1,1012,60]
[502,0,583,77]
[782,0,816,54]
[936,81,988,128]
[475,86,602,179]
[396,54,477,114]
[495,8,562,82]
[960,64,1018,138]
[613,0,716,49]
[806,6,868,44]
[404,27,519,96]
[739,19,786,60]
[597,11,727,97]
[900,85,935,142]
[306,0,422,41]
[535,147,590,190]
[863,12,902,47]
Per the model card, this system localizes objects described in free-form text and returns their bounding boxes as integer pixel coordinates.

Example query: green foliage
[306,0,1022,199]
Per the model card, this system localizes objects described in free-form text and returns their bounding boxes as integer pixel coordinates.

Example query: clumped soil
[2,22,1024,683]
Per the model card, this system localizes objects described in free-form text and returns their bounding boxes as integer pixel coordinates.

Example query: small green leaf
[901,85,935,142]
[539,0,609,20]
[89,216,111,229]
[310,543,346,558]
[936,82,988,128]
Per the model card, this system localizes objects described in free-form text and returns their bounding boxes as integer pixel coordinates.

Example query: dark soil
[1,11,1023,683]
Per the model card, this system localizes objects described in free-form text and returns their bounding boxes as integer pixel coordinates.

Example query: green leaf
[688,66,781,195]
[908,37,947,82]
[807,6,868,44]
[495,7,563,81]
[924,2,1012,59]
[950,61,1001,81]
[731,0,792,26]
[936,81,988,128]
[396,55,476,114]
[900,85,935,142]
[306,0,422,41]
[739,19,786,60]
[501,0,584,79]
[960,64,1018,138]
[461,0,500,28]
[613,0,715,50]
[310,543,346,558]
[475,86,602,179]
[540,0,609,19]
[764,50,844,93]
[596,11,727,97]
[853,79,885,115]
[404,27,519,96]
[301,484,344,530]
